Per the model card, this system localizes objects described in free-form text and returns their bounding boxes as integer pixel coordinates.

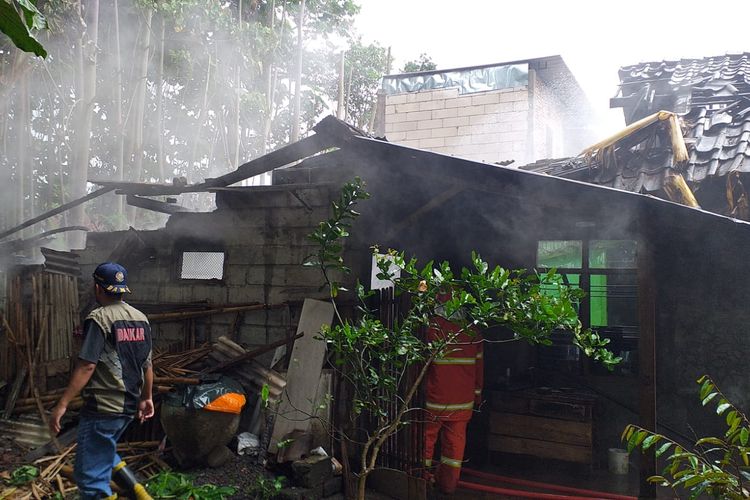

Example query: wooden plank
[487,434,592,464]
[268,298,334,454]
[488,412,591,446]
[0,187,113,241]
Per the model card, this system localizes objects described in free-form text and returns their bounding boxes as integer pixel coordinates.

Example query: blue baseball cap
[93,262,131,294]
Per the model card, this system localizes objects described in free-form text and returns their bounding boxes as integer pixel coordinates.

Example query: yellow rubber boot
[112,461,153,500]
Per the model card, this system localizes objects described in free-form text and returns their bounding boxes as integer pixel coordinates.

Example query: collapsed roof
[523,53,750,218]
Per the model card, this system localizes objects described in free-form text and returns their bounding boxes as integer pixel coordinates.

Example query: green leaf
[642,434,661,450]
[655,442,673,458]
[627,430,641,453]
[647,475,669,486]
[716,402,732,415]
[701,392,718,406]
[15,0,46,31]
[0,1,47,57]
[699,379,714,400]
[696,437,726,447]
[261,384,270,406]
[742,427,749,446]
[726,410,737,427]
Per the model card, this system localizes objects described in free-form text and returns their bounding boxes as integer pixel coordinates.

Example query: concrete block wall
[76,186,350,355]
[384,87,530,165]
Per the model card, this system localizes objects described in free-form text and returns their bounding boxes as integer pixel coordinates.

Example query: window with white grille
[180,251,225,280]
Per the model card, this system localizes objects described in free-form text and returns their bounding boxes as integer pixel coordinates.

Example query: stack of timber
[208,335,287,401]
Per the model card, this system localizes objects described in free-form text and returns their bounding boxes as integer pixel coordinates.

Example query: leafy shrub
[145,471,236,500]
[623,375,750,499]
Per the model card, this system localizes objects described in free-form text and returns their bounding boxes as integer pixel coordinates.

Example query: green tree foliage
[0,0,47,57]
[307,38,387,130]
[401,52,436,73]
[0,0,365,236]
[304,179,619,499]
[623,375,750,499]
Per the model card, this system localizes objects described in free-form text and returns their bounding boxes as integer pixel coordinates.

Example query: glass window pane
[537,240,582,268]
[589,240,637,269]
[590,273,638,327]
[181,251,225,280]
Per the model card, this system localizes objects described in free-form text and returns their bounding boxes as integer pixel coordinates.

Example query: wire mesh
[180,251,225,280]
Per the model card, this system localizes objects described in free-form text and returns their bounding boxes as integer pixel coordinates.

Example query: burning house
[3,108,750,497]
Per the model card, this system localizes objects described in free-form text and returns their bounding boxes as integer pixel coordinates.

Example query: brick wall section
[384,87,530,165]
[77,186,352,361]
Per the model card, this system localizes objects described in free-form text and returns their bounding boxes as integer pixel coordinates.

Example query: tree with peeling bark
[306,179,620,500]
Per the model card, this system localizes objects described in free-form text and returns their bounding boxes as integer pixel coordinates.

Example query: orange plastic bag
[204,392,246,414]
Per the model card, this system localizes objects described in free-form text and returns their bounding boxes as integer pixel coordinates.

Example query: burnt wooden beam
[91,116,357,196]
[199,131,340,188]
[125,194,192,215]
[637,213,658,499]
[0,186,114,241]
[91,180,189,196]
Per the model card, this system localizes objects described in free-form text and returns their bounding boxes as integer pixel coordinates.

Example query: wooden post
[637,215,657,499]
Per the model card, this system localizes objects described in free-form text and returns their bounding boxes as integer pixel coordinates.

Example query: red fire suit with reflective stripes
[423,313,483,494]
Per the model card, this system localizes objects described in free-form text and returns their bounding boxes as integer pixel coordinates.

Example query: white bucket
[608,448,629,475]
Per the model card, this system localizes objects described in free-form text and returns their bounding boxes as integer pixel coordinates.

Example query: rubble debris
[0,441,169,499]
[292,454,333,489]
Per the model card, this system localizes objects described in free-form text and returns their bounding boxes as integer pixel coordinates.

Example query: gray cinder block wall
[382,56,596,166]
[77,185,354,359]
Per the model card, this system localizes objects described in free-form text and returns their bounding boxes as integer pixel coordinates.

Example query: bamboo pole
[152,376,200,385]
[147,302,286,322]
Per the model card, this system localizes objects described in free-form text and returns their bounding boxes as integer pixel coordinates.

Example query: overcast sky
[354,0,749,135]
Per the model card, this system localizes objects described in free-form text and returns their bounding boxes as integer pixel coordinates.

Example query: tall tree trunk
[156,15,166,181]
[337,51,345,119]
[69,0,100,248]
[232,0,242,169]
[113,0,126,226]
[262,0,281,154]
[188,52,212,184]
[18,67,30,233]
[126,7,153,226]
[290,0,304,142]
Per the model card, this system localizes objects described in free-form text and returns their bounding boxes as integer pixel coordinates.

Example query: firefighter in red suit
[423,300,483,495]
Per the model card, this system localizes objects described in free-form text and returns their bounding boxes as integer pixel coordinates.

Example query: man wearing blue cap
[49,262,153,499]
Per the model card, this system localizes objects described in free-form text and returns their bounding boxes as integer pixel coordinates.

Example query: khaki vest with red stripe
[425,315,483,421]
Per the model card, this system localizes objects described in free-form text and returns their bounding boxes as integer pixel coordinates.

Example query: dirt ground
[0,434,28,473]
[190,452,268,499]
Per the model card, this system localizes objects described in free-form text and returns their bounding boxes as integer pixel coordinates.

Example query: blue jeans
[74,414,133,499]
